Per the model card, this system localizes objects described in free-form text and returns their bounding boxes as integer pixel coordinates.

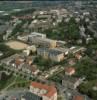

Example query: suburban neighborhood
[0,1,97,100]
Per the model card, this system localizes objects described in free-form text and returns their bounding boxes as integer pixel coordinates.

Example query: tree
[0,44,19,60]
[75,57,97,80]
[78,80,97,100]
[67,17,80,40]
[0,35,3,42]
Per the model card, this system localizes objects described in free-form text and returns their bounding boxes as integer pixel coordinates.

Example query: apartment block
[30,82,57,100]
[28,37,57,48]
[37,48,64,62]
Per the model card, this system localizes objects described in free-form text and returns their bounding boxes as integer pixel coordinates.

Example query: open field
[5,41,29,50]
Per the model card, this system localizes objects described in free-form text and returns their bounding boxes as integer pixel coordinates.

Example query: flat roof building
[28,37,57,48]
[30,32,46,38]
[37,48,64,62]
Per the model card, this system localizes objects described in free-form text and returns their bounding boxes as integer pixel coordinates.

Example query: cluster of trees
[66,17,80,40]
[0,34,3,42]
[74,56,97,99]
[10,20,25,37]
[33,56,55,71]
[9,18,33,38]
[0,73,13,90]
[0,65,4,71]
[33,56,63,71]
[43,29,58,39]
[43,17,80,41]
[85,41,97,57]
[75,57,97,80]
[48,74,62,84]
[11,76,30,88]
[0,44,18,60]
[78,80,97,100]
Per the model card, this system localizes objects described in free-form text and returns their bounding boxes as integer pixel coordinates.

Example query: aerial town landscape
[0,1,97,100]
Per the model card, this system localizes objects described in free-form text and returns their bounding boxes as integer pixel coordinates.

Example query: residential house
[65,67,75,76]
[29,20,52,31]
[21,63,31,74]
[73,95,85,100]
[75,53,82,60]
[30,65,39,75]
[12,57,25,69]
[30,82,57,100]
[26,57,33,65]
[62,76,85,89]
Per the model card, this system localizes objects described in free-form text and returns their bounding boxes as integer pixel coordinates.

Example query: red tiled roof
[75,53,82,59]
[15,59,22,66]
[73,95,84,100]
[65,67,75,73]
[31,82,57,98]
[26,57,33,65]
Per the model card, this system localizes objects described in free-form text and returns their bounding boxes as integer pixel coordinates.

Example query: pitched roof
[30,65,37,72]
[15,59,23,66]
[26,57,33,65]
[73,95,84,100]
[65,67,75,73]
[31,82,57,98]
[75,53,82,59]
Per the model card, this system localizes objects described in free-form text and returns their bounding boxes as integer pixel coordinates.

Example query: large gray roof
[23,92,42,100]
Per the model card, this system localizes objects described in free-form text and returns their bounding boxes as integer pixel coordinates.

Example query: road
[0,88,28,100]
[0,63,34,80]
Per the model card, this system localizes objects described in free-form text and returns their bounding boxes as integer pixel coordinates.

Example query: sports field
[5,41,29,50]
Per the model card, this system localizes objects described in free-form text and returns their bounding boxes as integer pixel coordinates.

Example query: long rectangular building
[28,37,57,48]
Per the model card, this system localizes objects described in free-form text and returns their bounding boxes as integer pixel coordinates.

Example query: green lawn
[0,75,15,90]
